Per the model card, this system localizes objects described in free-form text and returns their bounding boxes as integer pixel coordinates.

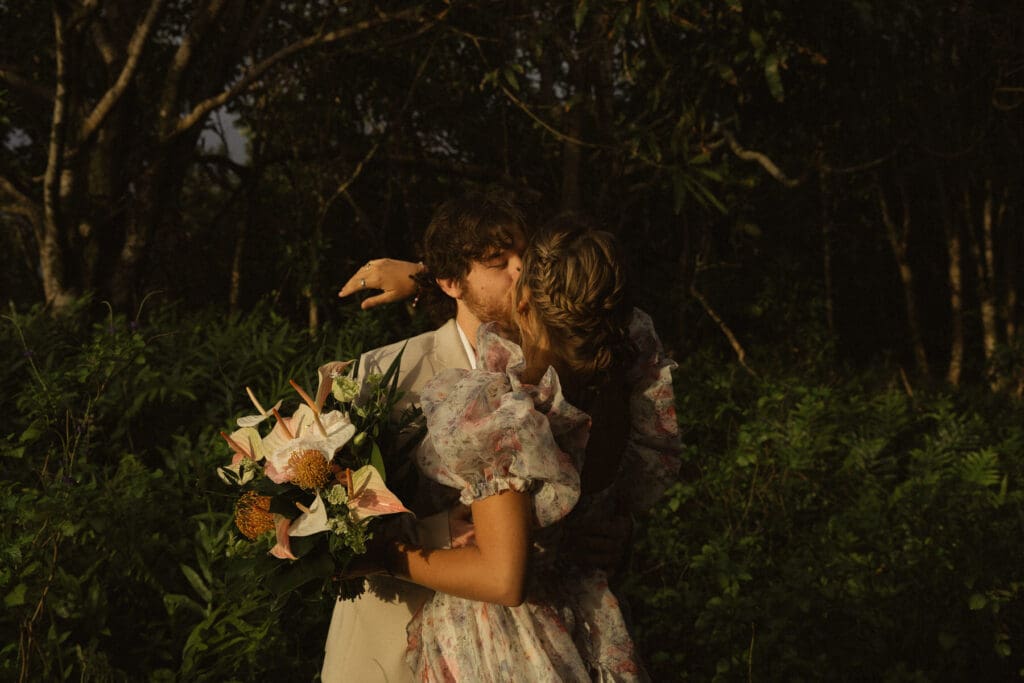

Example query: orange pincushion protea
[235,491,275,540]
[288,448,332,490]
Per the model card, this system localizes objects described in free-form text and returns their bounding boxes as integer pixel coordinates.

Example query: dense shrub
[626,351,1024,681]
[3,299,1022,681]
[0,297,416,681]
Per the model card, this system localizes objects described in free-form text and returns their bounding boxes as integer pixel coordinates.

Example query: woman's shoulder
[417,324,587,524]
[627,308,666,363]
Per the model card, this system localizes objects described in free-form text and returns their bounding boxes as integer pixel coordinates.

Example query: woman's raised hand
[338,258,423,310]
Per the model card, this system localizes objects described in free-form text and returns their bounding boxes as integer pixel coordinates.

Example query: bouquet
[216,348,423,602]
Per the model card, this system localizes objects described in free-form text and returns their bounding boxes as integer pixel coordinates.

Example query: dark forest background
[2,1,1023,680]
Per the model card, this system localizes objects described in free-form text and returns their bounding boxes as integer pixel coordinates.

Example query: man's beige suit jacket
[321,319,469,682]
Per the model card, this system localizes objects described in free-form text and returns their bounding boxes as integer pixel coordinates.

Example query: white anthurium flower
[261,404,315,456]
[225,426,268,462]
[264,407,356,481]
[236,399,284,428]
[288,493,330,537]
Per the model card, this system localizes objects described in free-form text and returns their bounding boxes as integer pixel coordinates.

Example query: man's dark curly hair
[414,192,528,323]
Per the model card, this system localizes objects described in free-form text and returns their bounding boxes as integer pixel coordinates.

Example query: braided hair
[513,214,634,396]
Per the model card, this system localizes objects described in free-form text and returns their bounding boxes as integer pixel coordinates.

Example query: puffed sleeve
[619,309,684,512]
[417,329,584,527]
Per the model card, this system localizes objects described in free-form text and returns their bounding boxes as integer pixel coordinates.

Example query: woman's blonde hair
[513,214,634,386]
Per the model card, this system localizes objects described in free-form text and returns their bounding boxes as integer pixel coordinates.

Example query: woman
[356,220,681,681]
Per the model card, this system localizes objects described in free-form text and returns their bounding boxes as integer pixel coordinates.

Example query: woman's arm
[338,258,423,310]
[383,489,531,607]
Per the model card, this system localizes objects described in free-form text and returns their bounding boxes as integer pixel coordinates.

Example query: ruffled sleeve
[618,308,683,512]
[417,325,587,527]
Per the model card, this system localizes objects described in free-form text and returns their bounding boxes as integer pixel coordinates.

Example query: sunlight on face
[459,230,525,326]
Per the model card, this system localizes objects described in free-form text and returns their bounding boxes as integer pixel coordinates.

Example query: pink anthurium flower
[269,517,297,560]
[347,465,411,521]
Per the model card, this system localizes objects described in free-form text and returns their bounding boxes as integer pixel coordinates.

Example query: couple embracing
[321,193,682,682]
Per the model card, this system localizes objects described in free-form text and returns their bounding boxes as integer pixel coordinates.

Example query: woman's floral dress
[406,309,681,682]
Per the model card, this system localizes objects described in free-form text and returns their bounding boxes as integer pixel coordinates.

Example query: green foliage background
[2,298,1021,681]
[0,298,402,681]
[1,0,1023,680]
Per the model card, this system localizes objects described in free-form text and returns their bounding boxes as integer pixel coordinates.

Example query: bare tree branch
[0,66,54,103]
[822,148,899,175]
[690,284,758,377]
[319,28,437,217]
[90,18,117,67]
[878,183,929,376]
[0,175,44,239]
[41,7,72,308]
[77,0,166,145]
[500,83,600,149]
[170,6,429,139]
[720,128,801,187]
[158,0,231,134]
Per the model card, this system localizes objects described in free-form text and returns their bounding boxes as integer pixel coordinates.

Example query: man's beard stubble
[462,287,520,343]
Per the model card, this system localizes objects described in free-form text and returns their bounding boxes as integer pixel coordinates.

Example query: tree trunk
[110,133,196,309]
[819,166,835,337]
[878,185,929,376]
[940,177,963,386]
[229,198,249,314]
[40,8,75,311]
[1003,190,1017,344]
[964,183,1001,389]
[980,182,998,369]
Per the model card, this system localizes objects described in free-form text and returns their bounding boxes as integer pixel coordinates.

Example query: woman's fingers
[337,258,422,306]
[359,289,404,310]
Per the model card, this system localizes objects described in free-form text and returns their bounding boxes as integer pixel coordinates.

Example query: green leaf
[764,53,784,102]
[382,342,408,401]
[163,593,205,618]
[748,29,765,53]
[574,1,589,30]
[369,442,386,481]
[268,487,316,519]
[20,419,46,443]
[288,531,328,559]
[181,564,212,604]
[968,593,987,610]
[4,583,27,607]
[503,68,519,91]
[264,548,335,596]
[716,63,739,87]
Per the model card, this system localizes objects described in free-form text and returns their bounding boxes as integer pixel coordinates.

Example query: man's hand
[338,258,422,310]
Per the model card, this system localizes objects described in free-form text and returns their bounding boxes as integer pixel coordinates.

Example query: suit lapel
[430,318,472,372]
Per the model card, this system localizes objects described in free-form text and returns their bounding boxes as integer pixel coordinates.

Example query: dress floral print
[406,309,682,682]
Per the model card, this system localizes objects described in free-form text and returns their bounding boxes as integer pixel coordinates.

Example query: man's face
[458,231,526,326]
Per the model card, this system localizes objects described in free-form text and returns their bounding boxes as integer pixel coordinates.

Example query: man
[321,193,526,682]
